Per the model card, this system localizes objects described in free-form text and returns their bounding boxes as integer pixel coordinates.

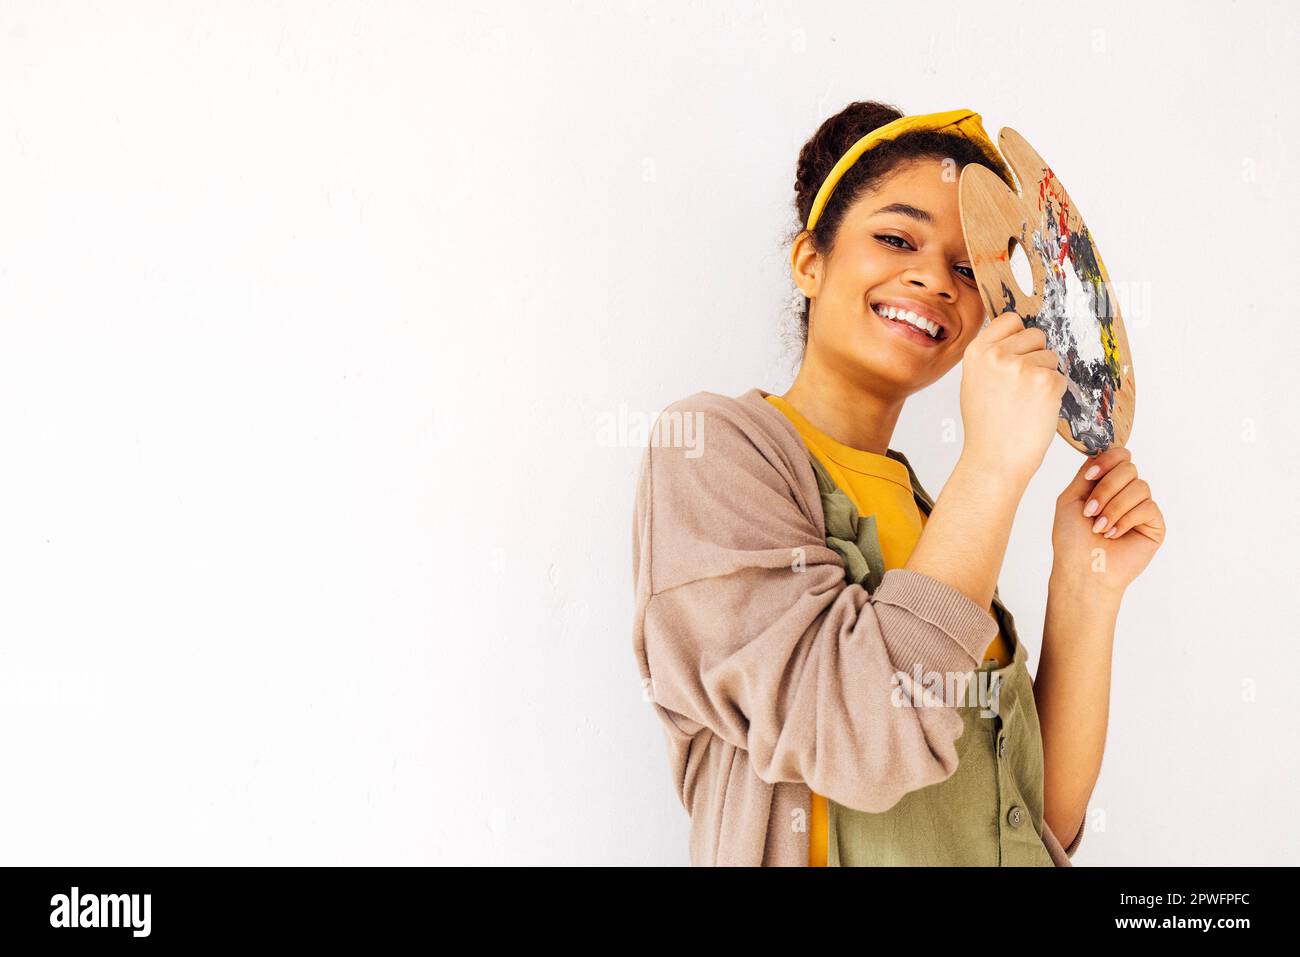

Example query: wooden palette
[959,128,1134,454]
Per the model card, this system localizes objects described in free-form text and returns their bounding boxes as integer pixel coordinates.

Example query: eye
[875,234,912,250]
[955,265,976,281]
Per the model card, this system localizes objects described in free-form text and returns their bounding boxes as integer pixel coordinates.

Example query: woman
[630,101,1165,866]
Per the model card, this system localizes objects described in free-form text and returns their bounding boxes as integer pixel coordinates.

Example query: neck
[780,355,905,456]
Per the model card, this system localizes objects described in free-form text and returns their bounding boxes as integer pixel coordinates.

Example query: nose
[901,259,958,302]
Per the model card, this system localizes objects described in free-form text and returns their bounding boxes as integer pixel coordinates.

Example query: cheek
[958,295,988,329]
[823,268,874,316]
[957,320,986,350]
[837,243,887,285]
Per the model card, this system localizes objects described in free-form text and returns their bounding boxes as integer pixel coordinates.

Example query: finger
[1102,499,1164,543]
[1060,445,1133,503]
[1083,460,1138,521]
[978,311,1027,343]
[1024,348,1063,370]
[1094,477,1151,536]
[1002,324,1051,356]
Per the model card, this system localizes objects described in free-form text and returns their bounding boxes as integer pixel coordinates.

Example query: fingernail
[1083,499,1099,517]
[1104,527,1119,538]
[1092,515,1108,533]
[1084,465,1101,480]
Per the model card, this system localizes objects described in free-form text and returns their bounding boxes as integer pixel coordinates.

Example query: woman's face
[795,157,991,395]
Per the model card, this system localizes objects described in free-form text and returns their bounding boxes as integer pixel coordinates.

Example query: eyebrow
[872,202,934,225]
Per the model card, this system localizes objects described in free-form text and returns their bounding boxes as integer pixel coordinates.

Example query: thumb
[1058,445,1130,504]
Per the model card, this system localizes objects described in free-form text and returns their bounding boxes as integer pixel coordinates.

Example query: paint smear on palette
[1026,169,1123,453]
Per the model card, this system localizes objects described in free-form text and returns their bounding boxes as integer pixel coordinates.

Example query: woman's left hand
[1051,445,1166,595]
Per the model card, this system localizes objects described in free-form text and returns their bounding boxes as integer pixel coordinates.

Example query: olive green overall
[808,451,1056,867]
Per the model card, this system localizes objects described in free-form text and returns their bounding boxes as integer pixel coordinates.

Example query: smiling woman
[780,104,1082,866]
[630,100,1117,868]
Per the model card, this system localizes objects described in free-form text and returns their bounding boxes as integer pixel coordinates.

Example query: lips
[871,304,945,348]
[869,299,952,341]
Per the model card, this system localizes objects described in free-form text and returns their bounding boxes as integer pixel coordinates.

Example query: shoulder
[634,388,828,594]
[652,387,801,460]
[643,387,805,474]
[641,386,818,514]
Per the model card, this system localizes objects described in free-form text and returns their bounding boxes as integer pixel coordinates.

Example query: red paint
[1035,167,1075,267]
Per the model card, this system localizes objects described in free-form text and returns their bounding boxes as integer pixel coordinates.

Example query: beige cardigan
[630,386,1083,866]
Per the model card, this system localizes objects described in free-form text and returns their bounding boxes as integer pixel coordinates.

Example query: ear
[790,230,822,299]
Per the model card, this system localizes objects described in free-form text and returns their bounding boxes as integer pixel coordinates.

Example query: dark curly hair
[786,101,1015,351]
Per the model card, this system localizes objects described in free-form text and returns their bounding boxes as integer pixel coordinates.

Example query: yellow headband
[793,108,1014,272]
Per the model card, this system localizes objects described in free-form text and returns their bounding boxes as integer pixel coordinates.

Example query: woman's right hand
[958,311,1069,486]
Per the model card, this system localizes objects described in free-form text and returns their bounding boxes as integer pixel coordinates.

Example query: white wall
[0,0,1295,865]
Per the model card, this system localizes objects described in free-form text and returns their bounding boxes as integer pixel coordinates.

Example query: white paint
[1061,253,1107,365]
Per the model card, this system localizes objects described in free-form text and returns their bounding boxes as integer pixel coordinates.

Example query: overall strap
[806,452,886,594]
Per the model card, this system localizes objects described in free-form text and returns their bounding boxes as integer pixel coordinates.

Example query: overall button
[1007,806,1025,828]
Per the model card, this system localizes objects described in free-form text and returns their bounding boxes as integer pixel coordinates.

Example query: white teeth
[876,304,941,339]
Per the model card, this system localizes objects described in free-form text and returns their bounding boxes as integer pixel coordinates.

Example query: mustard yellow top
[764,393,1012,866]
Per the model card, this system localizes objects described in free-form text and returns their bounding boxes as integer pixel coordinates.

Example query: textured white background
[0,1,1295,865]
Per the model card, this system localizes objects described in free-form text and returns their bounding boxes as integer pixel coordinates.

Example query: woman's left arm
[1034,445,1167,851]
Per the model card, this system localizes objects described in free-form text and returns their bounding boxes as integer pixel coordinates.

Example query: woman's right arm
[907,311,1070,609]
[903,455,1029,612]
[631,394,1003,815]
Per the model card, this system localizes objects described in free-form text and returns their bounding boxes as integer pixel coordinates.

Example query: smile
[872,303,947,345]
